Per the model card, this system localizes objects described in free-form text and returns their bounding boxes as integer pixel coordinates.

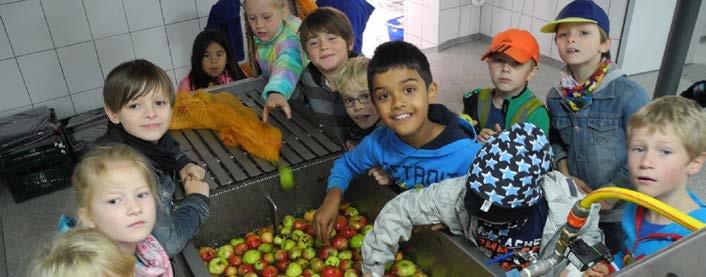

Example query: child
[95,59,210,256]
[290,7,358,143]
[361,123,603,276]
[243,0,305,122]
[541,0,650,254]
[313,41,483,242]
[30,228,136,277]
[584,96,706,276]
[335,57,381,147]
[177,29,246,92]
[462,28,549,142]
[75,145,172,276]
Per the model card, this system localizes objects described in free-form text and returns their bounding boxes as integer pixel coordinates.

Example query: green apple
[298,234,314,249]
[279,165,294,191]
[217,245,234,258]
[208,257,228,274]
[286,262,303,277]
[325,256,340,267]
[302,247,317,260]
[273,235,284,245]
[283,239,296,251]
[283,215,296,227]
[338,250,352,260]
[394,260,417,277]
[229,237,245,247]
[291,229,305,241]
[243,249,261,264]
[350,234,365,249]
[361,225,373,235]
[258,242,273,253]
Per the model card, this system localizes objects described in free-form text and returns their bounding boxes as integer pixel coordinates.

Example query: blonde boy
[336,57,380,147]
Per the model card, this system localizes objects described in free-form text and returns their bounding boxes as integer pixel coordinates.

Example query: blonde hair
[243,0,294,77]
[336,57,370,95]
[29,228,135,277]
[72,145,159,219]
[628,96,706,160]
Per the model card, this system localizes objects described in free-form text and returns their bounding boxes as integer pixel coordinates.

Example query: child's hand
[263,93,292,122]
[478,124,503,143]
[583,261,610,277]
[180,163,205,182]
[183,177,209,197]
[368,167,391,186]
[314,189,342,243]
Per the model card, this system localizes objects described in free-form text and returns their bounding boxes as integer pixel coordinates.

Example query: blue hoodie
[614,191,706,268]
[327,104,482,192]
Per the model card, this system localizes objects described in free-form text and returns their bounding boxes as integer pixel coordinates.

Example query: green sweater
[462,87,550,135]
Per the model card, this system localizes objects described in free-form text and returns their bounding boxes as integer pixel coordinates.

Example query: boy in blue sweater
[313,41,482,241]
[585,96,706,276]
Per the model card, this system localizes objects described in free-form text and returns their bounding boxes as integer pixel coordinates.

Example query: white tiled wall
[0,0,218,119]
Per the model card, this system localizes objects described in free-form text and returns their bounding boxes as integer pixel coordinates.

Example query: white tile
[460,5,472,36]
[422,6,439,44]
[610,38,619,61]
[521,0,535,15]
[511,11,521,28]
[0,19,12,60]
[439,7,460,44]
[532,18,552,59]
[491,6,512,36]
[132,27,173,71]
[422,39,436,49]
[519,15,532,31]
[199,16,209,30]
[166,69,178,90]
[422,0,440,10]
[71,87,104,114]
[495,0,513,10]
[84,0,129,39]
[17,50,68,103]
[42,0,92,47]
[57,42,103,93]
[470,5,481,34]
[161,0,198,24]
[175,66,191,84]
[405,1,423,37]
[166,20,200,68]
[0,105,33,120]
[440,0,460,9]
[460,0,471,5]
[533,0,557,21]
[95,34,135,79]
[608,0,628,39]
[481,4,493,36]
[36,96,75,119]
[0,59,31,111]
[0,0,53,56]
[195,0,219,17]
[124,0,164,31]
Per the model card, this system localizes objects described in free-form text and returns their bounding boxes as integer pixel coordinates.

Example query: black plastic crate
[5,156,73,203]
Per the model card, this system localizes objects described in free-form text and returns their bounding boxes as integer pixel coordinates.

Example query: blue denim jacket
[547,65,649,220]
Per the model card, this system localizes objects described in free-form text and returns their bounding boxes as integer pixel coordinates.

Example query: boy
[361,123,603,276]
[335,57,381,148]
[287,7,357,144]
[541,0,650,254]
[462,28,549,142]
[585,96,706,276]
[94,59,210,256]
[314,41,483,242]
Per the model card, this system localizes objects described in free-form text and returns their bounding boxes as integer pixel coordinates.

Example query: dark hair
[189,29,246,90]
[298,7,354,49]
[103,59,174,112]
[367,40,433,93]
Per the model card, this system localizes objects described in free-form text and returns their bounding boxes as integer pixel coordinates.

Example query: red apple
[276,259,289,271]
[245,235,262,249]
[274,249,289,262]
[263,252,276,264]
[303,268,316,277]
[340,227,357,239]
[198,246,216,262]
[321,265,343,277]
[348,215,368,230]
[331,236,349,251]
[339,259,353,270]
[227,254,242,266]
[261,265,279,277]
[293,219,308,231]
[352,249,363,261]
[234,243,248,255]
[237,263,255,276]
[319,245,339,259]
[305,224,316,236]
[334,215,348,232]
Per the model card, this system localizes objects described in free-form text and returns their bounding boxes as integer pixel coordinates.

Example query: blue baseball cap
[540,0,609,34]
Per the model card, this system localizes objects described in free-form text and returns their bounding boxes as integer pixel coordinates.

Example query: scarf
[106,122,179,175]
[560,57,611,111]
[135,235,173,277]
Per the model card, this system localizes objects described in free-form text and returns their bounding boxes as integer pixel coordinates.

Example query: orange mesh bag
[295,0,317,20]
[170,91,282,162]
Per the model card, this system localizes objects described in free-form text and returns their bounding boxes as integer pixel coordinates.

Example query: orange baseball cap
[481,29,540,64]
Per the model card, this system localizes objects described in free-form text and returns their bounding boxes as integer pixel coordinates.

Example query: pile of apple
[198,202,427,277]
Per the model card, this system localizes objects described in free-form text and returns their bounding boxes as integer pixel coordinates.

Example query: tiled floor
[1,38,704,277]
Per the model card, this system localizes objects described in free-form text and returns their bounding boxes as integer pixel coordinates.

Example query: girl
[541,0,650,254]
[177,29,246,92]
[30,228,136,277]
[73,145,173,277]
[243,0,305,122]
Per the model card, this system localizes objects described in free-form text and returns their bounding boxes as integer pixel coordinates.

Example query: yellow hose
[579,187,705,231]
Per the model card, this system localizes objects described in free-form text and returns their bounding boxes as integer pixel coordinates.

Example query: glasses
[342,94,371,107]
